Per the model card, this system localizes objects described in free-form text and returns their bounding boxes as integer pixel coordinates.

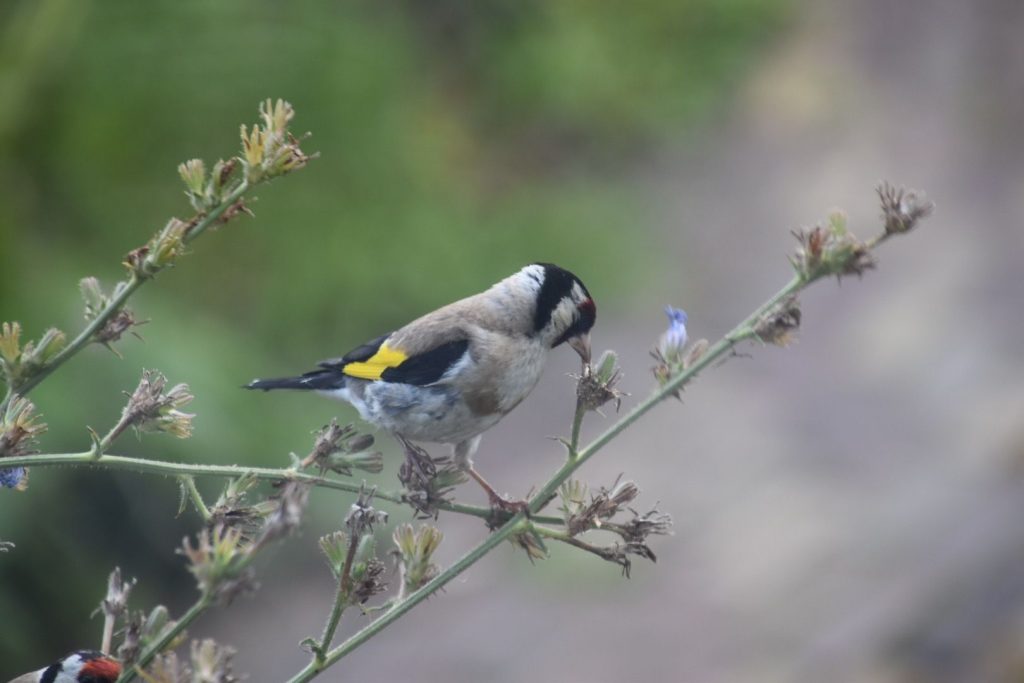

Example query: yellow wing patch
[341,343,408,380]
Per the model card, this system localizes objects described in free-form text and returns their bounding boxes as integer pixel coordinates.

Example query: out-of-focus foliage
[0,0,786,670]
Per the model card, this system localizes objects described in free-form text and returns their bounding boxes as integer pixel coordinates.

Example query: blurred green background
[0,0,787,674]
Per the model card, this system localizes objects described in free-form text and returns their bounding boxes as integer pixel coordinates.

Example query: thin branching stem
[10,181,249,403]
[312,533,360,665]
[0,450,564,525]
[568,397,587,460]
[179,475,211,522]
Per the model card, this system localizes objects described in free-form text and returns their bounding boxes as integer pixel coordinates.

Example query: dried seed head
[398,441,467,519]
[120,370,196,439]
[98,566,136,624]
[576,350,625,413]
[393,524,443,596]
[142,652,186,683]
[254,481,310,549]
[878,181,934,235]
[208,474,275,540]
[790,212,875,281]
[563,476,641,536]
[179,525,255,604]
[345,486,388,537]
[351,546,388,605]
[0,396,46,459]
[79,278,146,351]
[754,296,802,347]
[191,639,238,683]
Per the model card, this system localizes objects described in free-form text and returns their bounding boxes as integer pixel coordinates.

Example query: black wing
[317,333,470,386]
[380,339,470,386]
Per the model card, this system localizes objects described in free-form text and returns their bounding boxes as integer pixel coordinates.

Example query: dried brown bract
[754,295,802,347]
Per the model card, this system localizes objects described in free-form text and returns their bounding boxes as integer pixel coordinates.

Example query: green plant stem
[530,523,612,559]
[316,581,349,664]
[118,593,213,683]
[313,533,360,663]
[12,182,249,401]
[180,475,211,521]
[0,450,564,525]
[286,518,528,683]
[568,397,586,459]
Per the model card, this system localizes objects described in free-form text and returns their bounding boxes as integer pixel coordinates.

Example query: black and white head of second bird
[7,651,121,683]
[247,263,596,509]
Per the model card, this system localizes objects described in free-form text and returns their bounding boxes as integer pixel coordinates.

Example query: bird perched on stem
[247,263,596,512]
[7,651,121,683]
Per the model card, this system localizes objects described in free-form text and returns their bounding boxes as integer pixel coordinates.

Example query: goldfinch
[7,651,121,683]
[247,263,596,510]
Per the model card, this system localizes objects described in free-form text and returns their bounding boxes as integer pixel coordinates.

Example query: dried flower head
[562,476,640,536]
[141,652,187,683]
[617,505,674,548]
[253,481,310,550]
[302,420,381,475]
[754,295,802,347]
[98,566,136,625]
[398,439,467,519]
[790,212,875,281]
[180,525,255,604]
[207,475,276,540]
[576,350,625,413]
[191,639,238,683]
[393,524,443,597]
[118,370,196,439]
[345,486,388,537]
[0,396,46,459]
[350,536,388,605]
[510,527,548,563]
[79,278,146,352]
[878,181,934,236]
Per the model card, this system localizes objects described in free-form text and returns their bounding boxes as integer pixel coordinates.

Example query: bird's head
[9,651,121,683]
[517,263,596,364]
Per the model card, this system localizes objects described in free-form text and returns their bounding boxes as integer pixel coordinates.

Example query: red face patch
[81,657,122,682]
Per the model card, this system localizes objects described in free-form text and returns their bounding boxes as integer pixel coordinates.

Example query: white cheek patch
[570,282,586,303]
[550,298,577,332]
[56,655,85,682]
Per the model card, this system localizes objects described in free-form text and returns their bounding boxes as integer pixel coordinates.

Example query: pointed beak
[567,332,592,365]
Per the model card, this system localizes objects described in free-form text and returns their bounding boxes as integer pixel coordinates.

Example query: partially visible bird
[7,651,121,683]
[247,263,596,510]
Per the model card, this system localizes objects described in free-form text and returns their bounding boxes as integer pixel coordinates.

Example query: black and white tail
[245,368,346,392]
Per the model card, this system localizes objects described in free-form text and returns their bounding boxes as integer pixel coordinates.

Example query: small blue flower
[663,306,688,348]
[0,467,26,490]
